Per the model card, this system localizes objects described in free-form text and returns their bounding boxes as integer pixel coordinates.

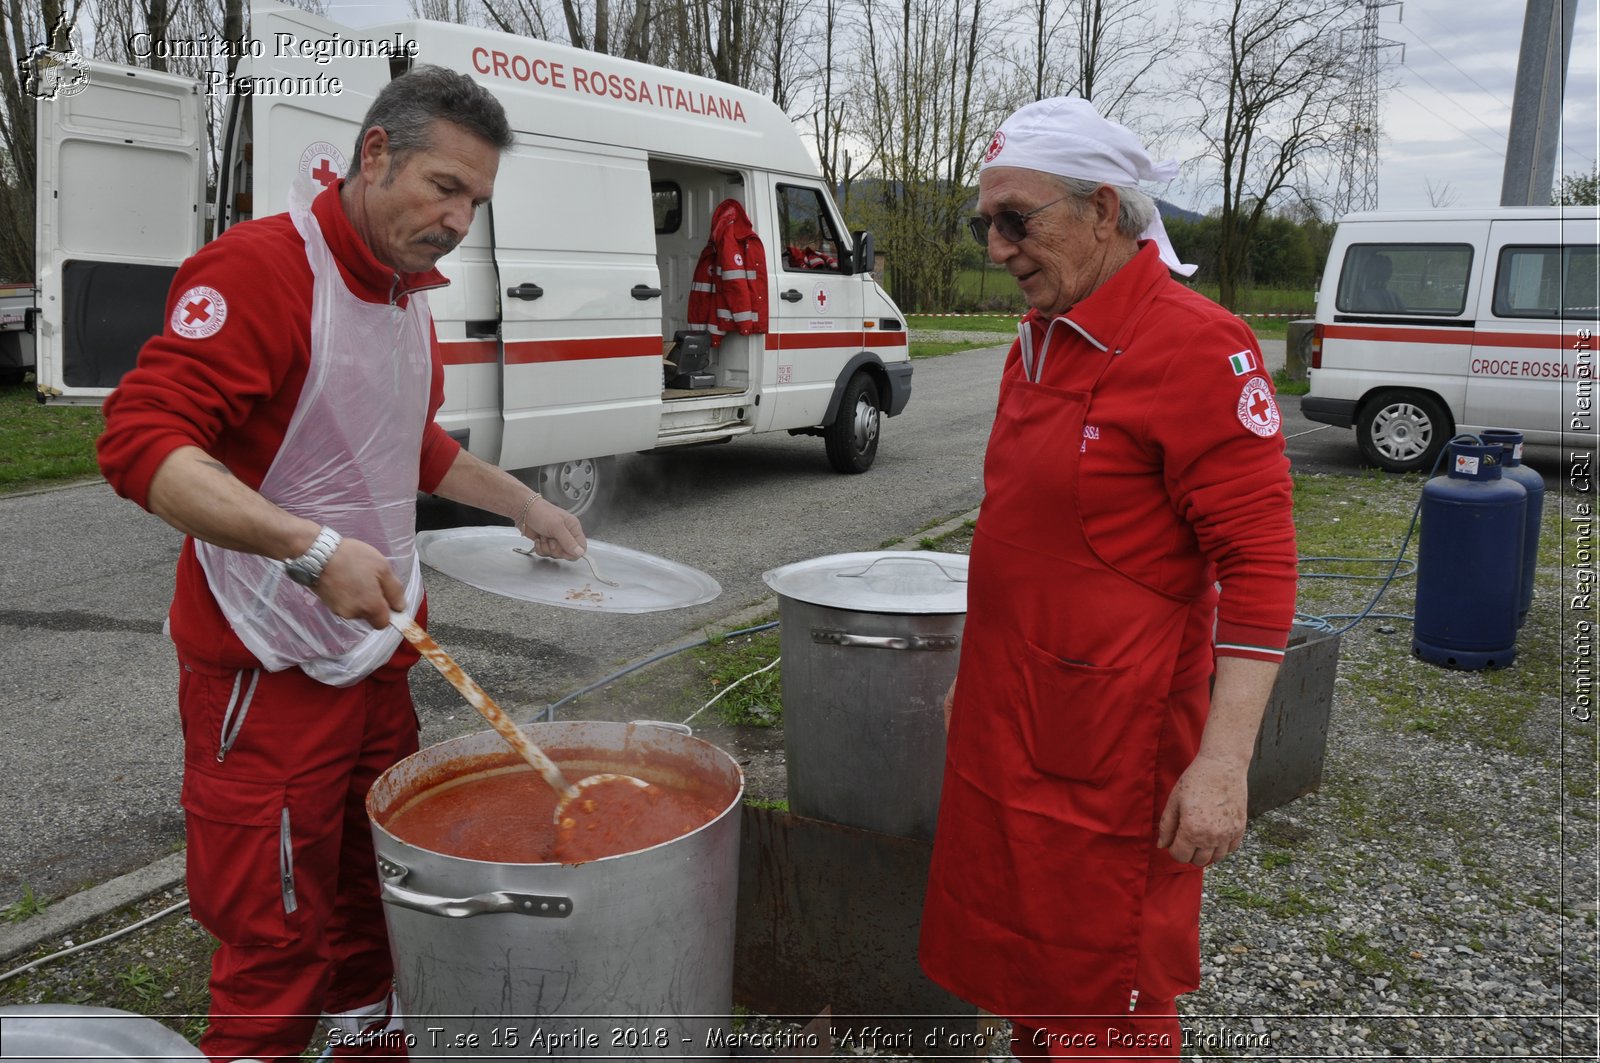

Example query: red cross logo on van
[298,141,347,189]
[814,286,829,312]
[170,286,228,340]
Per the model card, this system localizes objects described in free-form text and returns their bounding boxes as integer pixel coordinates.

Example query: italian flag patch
[1227,349,1260,376]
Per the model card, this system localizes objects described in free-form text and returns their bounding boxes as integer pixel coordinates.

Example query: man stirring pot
[98,67,584,1061]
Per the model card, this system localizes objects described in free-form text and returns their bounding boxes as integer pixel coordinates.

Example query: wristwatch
[284,526,342,588]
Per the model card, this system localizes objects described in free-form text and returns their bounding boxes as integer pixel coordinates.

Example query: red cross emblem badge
[170,286,228,340]
[1236,376,1280,437]
[983,131,1006,164]
[813,286,829,312]
[299,141,347,188]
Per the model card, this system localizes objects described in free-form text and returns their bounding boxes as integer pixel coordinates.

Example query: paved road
[3,335,1572,904]
[0,349,1002,902]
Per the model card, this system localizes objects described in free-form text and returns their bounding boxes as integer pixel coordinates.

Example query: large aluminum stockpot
[762,551,969,840]
[0,1005,205,1062]
[365,720,743,1059]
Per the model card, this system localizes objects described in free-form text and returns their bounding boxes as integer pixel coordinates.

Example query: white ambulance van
[34,1,911,519]
[1301,206,1597,472]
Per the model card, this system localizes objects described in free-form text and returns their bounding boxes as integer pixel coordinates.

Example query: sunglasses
[967,195,1073,246]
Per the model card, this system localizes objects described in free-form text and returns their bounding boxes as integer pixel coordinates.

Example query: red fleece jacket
[1011,241,1298,683]
[98,181,462,676]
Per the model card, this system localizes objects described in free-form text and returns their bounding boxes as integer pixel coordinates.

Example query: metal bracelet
[513,493,541,533]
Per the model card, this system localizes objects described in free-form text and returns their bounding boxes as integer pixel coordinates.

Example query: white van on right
[1302,206,1598,472]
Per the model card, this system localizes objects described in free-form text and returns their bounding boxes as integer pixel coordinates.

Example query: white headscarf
[980,96,1197,277]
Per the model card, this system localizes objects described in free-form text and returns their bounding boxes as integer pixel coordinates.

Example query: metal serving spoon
[512,546,620,588]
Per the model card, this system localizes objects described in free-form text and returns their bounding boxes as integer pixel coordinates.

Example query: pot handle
[834,555,967,583]
[631,720,693,736]
[811,629,960,651]
[377,858,573,919]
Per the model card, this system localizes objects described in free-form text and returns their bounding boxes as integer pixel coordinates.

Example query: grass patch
[909,339,1003,359]
[1291,469,1568,756]
[4,884,49,923]
[1321,929,1403,979]
[1214,881,1328,918]
[690,629,782,727]
[1273,367,1310,395]
[0,891,215,1043]
[743,797,789,812]
[905,313,1021,333]
[0,378,104,493]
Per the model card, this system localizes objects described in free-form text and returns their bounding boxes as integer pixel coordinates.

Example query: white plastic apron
[197,178,429,687]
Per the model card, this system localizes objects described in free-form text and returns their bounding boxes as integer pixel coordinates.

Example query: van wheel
[825,373,881,474]
[1356,391,1451,473]
[531,456,614,531]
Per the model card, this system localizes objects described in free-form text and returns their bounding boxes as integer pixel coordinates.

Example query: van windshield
[1336,243,1473,317]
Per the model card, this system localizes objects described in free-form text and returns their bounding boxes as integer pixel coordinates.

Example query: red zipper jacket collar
[313,180,449,305]
[1022,240,1168,354]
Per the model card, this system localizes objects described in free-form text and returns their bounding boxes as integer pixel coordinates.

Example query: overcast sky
[323,0,1598,214]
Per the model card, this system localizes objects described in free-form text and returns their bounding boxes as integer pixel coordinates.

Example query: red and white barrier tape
[911,311,1312,320]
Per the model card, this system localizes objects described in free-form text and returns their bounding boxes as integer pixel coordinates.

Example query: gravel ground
[913,483,1599,1060]
[4,482,1595,1060]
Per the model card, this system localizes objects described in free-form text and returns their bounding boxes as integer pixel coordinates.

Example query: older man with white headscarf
[918,98,1298,1059]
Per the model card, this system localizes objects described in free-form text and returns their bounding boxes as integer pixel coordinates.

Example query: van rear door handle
[631,285,662,300]
[780,289,803,302]
[506,283,544,300]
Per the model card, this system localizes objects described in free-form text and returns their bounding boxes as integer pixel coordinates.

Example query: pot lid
[762,551,969,614]
[0,1005,205,1061]
[417,528,721,613]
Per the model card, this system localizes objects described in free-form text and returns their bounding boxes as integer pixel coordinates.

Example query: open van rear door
[34,61,204,405]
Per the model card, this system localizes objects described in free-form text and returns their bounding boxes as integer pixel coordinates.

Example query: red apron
[919,323,1209,1023]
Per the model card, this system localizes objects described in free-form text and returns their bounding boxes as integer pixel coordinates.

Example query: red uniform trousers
[177,658,419,1062]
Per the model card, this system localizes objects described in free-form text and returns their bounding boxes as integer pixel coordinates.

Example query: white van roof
[378,18,820,178]
[1338,205,1599,225]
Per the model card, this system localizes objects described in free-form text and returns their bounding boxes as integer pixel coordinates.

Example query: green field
[942,266,1315,321]
[0,377,104,492]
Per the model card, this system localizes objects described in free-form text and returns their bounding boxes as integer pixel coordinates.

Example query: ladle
[389,612,649,825]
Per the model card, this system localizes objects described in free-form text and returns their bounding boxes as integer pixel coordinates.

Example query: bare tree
[1188,0,1360,307]
[807,0,876,212]
[0,0,85,279]
[857,0,1002,310]
[416,0,495,25]
[1423,177,1459,208]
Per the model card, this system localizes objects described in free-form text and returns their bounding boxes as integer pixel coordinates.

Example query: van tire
[531,456,613,531]
[1356,391,1451,473]
[824,372,881,474]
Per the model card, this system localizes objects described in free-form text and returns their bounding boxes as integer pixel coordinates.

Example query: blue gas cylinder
[1413,440,1527,670]
[1479,429,1544,627]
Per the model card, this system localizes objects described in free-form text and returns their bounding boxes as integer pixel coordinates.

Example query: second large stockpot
[762,551,969,840]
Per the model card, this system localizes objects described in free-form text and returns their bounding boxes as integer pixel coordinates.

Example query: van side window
[1336,243,1473,317]
[776,184,845,272]
[1493,245,1600,320]
[652,182,683,235]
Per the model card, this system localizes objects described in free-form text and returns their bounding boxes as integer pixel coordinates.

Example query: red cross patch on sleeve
[171,286,228,340]
[1236,375,1281,437]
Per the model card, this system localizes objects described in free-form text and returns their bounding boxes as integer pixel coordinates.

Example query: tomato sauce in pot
[382,762,725,864]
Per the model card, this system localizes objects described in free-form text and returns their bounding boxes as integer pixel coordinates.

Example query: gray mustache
[420,232,459,253]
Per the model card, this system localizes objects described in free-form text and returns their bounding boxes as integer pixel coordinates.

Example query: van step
[662,385,746,400]
[655,424,755,447]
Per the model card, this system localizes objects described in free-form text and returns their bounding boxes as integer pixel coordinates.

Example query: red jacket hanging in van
[687,199,768,346]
